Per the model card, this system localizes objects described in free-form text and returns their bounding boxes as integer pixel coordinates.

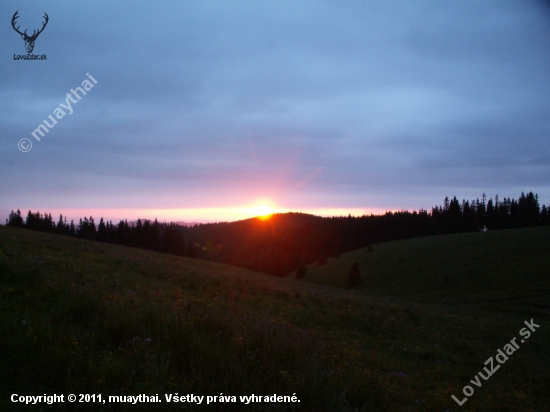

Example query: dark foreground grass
[304,227,550,306]
[0,226,549,411]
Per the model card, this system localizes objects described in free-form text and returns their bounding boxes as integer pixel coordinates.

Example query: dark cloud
[1,0,549,221]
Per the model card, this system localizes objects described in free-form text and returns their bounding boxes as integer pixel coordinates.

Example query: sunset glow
[2,2,548,407]
[0,206,391,225]
[251,204,275,220]
[2,1,550,229]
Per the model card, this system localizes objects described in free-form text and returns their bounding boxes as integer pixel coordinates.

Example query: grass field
[0,225,549,411]
[303,227,550,306]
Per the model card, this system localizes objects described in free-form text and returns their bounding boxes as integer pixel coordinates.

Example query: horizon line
[2,206,398,225]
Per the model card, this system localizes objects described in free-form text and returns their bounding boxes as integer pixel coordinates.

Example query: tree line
[178,192,549,276]
[5,212,197,258]
[5,192,549,277]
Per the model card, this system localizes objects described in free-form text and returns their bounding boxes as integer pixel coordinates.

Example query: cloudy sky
[1,0,549,223]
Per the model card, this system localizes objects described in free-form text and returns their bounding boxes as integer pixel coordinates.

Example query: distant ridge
[127,220,200,227]
[173,221,200,227]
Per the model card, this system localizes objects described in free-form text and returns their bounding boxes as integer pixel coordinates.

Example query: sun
[252,204,275,220]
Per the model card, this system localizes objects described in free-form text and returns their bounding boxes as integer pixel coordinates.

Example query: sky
[1,0,550,223]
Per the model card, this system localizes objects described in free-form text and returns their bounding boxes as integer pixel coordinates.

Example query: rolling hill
[301,226,550,306]
[0,225,548,411]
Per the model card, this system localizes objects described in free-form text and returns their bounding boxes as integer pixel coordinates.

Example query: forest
[6,192,549,277]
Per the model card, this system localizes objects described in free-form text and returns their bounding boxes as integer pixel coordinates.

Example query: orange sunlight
[252,204,275,220]
[244,201,279,220]
[25,205,391,224]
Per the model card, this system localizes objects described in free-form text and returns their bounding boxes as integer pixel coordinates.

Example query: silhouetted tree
[541,205,549,225]
[7,210,24,227]
[98,218,107,242]
[518,192,539,226]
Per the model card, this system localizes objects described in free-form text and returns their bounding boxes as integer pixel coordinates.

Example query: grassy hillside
[1,226,549,411]
[303,227,550,306]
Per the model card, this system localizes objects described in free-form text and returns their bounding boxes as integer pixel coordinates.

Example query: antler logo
[11,11,49,54]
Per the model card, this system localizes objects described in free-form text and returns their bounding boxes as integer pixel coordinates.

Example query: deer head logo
[11,11,49,54]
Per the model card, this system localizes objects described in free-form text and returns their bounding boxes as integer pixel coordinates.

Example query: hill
[0,226,549,411]
[186,213,337,276]
[7,191,550,278]
[301,226,550,307]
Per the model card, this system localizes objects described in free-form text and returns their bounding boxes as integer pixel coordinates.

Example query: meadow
[0,225,548,411]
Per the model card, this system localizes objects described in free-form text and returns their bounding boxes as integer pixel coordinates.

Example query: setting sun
[252,204,275,220]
